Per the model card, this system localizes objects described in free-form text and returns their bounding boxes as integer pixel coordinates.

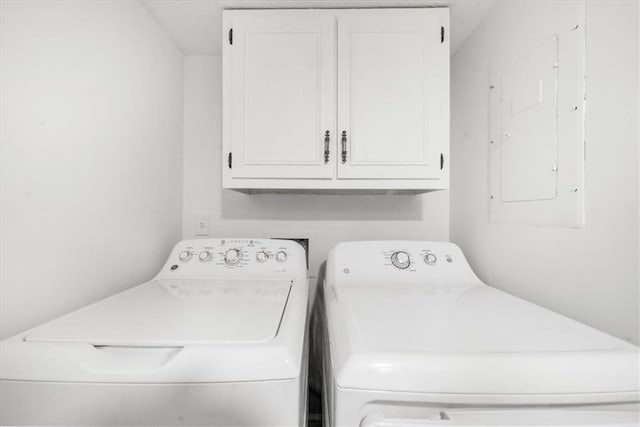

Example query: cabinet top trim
[223,8,450,16]
[223,7,449,11]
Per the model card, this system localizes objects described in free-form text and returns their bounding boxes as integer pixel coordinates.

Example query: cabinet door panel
[229,12,335,179]
[337,10,448,179]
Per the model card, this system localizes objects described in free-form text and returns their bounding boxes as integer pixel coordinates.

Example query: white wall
[451,1,639,343]
[0,1,184,339]
[182,55,449,297]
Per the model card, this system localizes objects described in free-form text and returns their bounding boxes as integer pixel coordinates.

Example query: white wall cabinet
[227,11,335,180]
[223,8,449,192]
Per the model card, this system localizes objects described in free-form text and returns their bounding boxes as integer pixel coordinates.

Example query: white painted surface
[495,37,559,202]
[143,0,495,56]
[0,1,184,339]
[488,5,586,227]
[450,1,639,343]
[183,55,449,295]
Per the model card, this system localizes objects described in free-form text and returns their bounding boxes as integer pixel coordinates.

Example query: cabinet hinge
[228,152,232,169]
[440,26,445,43]
[440,153,444,170]
[228,28,233,45]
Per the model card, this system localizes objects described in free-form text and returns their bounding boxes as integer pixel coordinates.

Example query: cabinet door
[337,10,448,179]
[227,11,336,179]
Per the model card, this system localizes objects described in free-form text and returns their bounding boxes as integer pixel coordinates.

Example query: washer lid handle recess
[81,345,183,372]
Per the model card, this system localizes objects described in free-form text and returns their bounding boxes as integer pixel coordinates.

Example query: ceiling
[142,0,496,55]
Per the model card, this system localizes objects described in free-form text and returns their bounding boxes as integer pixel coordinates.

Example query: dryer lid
[25,279,292,346]
[336,283,631,353]
[328,283,640,396]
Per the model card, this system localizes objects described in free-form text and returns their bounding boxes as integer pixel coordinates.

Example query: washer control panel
[158,238,306,279]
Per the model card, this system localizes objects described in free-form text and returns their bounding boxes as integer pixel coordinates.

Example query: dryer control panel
[156,238,307,279]
[327,241,480,287]
[383,246,452,271]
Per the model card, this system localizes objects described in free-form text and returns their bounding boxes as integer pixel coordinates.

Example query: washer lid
[25,279,292,346]
[328,283,640,396]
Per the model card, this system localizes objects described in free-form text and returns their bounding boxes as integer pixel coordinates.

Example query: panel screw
[552,165,558,172]
[572,187,578,192]
[490,195,494,199]
[489,84,494,90]
[490,140,494,144]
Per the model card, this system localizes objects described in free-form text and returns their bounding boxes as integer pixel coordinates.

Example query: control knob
[275,251,287,263]
[256,251,269,263]
[224,249,242,265]
[424,253,437,265]
[391,251,411,269]
[198,250,212,262]
[178,251,192,262]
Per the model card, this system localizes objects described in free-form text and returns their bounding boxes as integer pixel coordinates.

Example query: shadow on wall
[220,190,430,221]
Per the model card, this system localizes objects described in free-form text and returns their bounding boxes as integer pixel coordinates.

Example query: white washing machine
[321,241,639,426]
[1,238,308,426]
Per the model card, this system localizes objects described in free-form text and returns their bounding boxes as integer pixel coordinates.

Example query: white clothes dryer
[1,238,308,426]
[321,241,639,426]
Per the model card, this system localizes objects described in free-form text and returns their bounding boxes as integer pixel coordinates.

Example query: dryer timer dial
[391,251,411,269]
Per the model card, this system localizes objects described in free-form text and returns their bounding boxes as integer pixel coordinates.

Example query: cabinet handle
[341,130,347,164]
[324,130,330,164]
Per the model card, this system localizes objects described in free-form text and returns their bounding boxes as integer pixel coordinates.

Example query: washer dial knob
[198,250,212,262]
[178,251,192,262]
[256,251,269,263]
[224,249,242,265]
[424,253,437,265]
[391,251,411,269]
[275,251,287,263]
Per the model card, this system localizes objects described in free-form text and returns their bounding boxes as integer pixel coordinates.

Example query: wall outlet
[193,215,209,236]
